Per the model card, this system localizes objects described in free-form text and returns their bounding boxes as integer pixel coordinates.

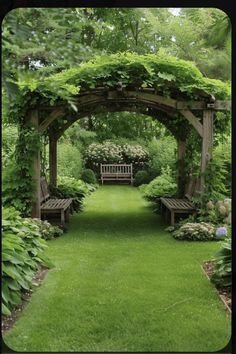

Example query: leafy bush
[147,136,176,177]
[31,219,63,240]
[50,176,95,212]
[172,222,216,241]
[204,151,230,201]
[192,197,231,225]
[81,169,97,184]
[133,170,150,187]
[57,142,83,179]
[2,207,53,316]
[84,141,148,174]
[141,166,177,202]
[2,125,18,168]
[211,237,231,287]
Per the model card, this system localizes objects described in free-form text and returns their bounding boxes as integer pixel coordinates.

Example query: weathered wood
[49,137,57,187]
[30,109,41,219]
[39,107,65,133]
[180,110,203,137]
[210,100,231,111]
[200,110,214,191]
[177,101,206,110]
[160,197,196,226]
[177,139,186,197]
[100,164,133,184]
[40,177,73,227]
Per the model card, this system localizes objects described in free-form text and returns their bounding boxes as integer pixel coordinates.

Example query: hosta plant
[211,237,231,288]
[2,207,53,316]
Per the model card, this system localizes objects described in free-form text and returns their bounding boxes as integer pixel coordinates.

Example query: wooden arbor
[30,87,231,218]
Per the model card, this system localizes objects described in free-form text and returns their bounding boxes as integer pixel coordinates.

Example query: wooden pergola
[29,86,230,218]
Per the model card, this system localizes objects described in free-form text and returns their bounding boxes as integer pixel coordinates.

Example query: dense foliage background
[1,6,232,318]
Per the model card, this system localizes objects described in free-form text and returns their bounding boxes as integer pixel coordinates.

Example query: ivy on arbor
[5,51,231,215]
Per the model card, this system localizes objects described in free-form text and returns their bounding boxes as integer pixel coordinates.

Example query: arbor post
[30,110,41,218]
[49,136,58,187]
[200,110,214,192]
[177,139,186,197]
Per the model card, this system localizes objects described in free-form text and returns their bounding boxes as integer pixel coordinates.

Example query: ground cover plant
[211,236,231,288]
[3,186,230,352]
[172,222,216,241]
[2,207,54,316]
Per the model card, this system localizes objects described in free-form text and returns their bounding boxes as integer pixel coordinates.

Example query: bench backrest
[100,164,133,175]
[40,177,50,203]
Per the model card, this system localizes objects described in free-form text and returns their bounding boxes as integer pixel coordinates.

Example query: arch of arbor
[15,54,230,218]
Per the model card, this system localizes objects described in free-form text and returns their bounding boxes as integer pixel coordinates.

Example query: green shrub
[31,219,63,240]
[204,151,230,201]
[192,197,231,225]
[50,176,96,213]
[141,166,177,202]
[2,125,18,168]
[2,207,53,316]
[172,222,216,241]
[81,169,97,184]
[211,237,231,288]
[84,141,149,174]
[133,170,150,187]
[57,142,82,179]
[147,136,176,177]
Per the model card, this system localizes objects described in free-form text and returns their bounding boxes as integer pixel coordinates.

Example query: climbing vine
[4,51,230,214]
[2,124,41,216]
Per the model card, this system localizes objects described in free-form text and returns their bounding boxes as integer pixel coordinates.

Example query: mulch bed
[1,266,49,336]
[202,261,231,313]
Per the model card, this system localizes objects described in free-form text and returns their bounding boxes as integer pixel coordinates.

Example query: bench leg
[61,210,65,228]
[65,208,70,222]
[171,211,175,226]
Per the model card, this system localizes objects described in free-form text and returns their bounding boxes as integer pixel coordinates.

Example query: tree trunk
[49,137,57,187]
[177,139,186,197]
[200,110,214,191]
[30,110,41,218]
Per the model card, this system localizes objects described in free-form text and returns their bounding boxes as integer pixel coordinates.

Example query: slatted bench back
[101,164,133,175]
[40,177,50,203]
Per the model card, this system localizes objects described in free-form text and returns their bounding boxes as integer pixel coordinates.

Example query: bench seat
[40,177,73,228]
[160,197,196,226]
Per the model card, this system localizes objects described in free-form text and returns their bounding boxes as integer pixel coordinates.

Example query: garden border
[201,263,231,314]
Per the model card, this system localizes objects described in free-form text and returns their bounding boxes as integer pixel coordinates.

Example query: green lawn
[4,186,230,352]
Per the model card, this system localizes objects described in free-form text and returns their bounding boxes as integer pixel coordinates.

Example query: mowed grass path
[4,186,230,352]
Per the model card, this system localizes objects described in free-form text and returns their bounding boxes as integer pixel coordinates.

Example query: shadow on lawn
[68,208,168,239]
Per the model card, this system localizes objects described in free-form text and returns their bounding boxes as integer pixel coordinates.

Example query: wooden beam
[177,139,187,197]
[39,107,65,133]
[177,101,206,110]
[211,100,231,111]
[126,91,178,109]
[30,109,41,219]
[200,110,214,192]
[180,110,203,137]
[49,137,57,187]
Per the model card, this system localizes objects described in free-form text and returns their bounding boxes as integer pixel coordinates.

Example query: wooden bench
[160,178,199,226]
[40,177,73,228]
[160,196,196,226]
[100,164,133,184]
